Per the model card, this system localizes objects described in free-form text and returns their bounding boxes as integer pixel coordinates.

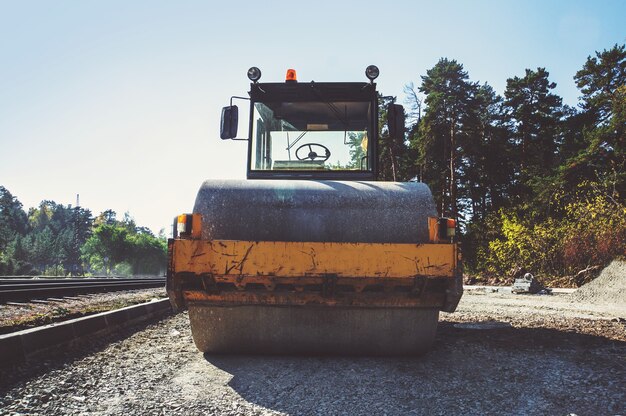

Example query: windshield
[250,100,372,172]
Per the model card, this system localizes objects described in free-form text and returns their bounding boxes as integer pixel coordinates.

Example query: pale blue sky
[1,0,625,234]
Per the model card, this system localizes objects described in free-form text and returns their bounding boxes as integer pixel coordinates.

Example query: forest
[378,43,625,285]
[1,43,624,282]
[0,192,167,276]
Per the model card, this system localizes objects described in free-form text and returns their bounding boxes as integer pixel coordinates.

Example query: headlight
[247,66,262,82]
[365,65,379,81]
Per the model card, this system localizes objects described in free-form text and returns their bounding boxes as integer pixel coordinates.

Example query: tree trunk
[450,120,457,219]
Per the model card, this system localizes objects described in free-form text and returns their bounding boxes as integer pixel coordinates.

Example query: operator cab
[221,66,389,181]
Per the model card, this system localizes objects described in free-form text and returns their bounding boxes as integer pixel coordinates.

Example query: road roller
[167,66,462,355]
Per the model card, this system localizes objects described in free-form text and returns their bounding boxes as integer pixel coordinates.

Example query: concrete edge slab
[0,298,172,367]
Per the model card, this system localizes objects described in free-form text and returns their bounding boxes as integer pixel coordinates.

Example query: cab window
[250,101,372,172]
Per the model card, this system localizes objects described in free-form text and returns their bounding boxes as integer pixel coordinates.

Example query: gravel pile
[569,260,626,305]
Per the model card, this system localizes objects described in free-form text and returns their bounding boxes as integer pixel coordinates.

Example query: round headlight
[365,65,379,81]
[247,67,262,82]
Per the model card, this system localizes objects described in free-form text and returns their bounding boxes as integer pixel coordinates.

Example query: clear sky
[1,0,625,234]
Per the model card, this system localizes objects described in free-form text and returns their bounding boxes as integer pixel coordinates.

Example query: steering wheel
[295,143,331,162]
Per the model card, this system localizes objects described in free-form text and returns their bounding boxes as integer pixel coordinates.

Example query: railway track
[0,277,166,303]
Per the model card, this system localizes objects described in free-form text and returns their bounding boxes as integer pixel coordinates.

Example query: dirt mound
[569,260,626,305]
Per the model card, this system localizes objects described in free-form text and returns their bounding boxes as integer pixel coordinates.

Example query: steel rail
[0,278,165,303]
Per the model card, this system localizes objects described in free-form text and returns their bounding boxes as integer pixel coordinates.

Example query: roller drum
[189,305,439,355]
[193,179,436,243]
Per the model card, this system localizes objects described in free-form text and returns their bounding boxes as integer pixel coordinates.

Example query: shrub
[478,183,625,285]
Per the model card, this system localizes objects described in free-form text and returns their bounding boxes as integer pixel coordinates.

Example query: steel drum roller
[194,179,437,243]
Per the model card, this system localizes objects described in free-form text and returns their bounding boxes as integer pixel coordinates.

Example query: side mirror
[387,104,405,140]
[220,105,238,140]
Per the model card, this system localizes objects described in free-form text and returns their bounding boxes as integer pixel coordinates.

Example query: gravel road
[1,290,624,416]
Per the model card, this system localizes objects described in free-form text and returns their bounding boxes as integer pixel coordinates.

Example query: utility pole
[72,194,83,276]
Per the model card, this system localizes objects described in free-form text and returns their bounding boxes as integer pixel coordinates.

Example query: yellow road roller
[167,66,462,355]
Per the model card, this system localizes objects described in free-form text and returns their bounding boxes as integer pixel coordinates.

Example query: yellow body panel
[167,239,461,310]
[171,239,457,279]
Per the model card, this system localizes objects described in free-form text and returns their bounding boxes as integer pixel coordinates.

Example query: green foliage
[477,182,625,283]
[0,187,166,276]
[81,223,131,274]
[410,43,625,281]
[20,201,93,274]
[575,44,626,123]
[417,58,475,217]
[346,132,367,169]
[561,44,626,199]
[0,186,29,251]
[481,212,564,278]
[560,185,626,275]
[0,187,33,275]
[412,60,517,223]
[126,229,168,275]
[504,67,563,179]
[81,218,167,276]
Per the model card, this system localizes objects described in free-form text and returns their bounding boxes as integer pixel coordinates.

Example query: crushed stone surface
[0,288,166,334]
[1,289,624,416]
[454,290,625,341]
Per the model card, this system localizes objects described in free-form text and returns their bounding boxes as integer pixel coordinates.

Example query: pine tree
[504,67,563,203]
[418,58,475,218]
[570,44,626,197]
